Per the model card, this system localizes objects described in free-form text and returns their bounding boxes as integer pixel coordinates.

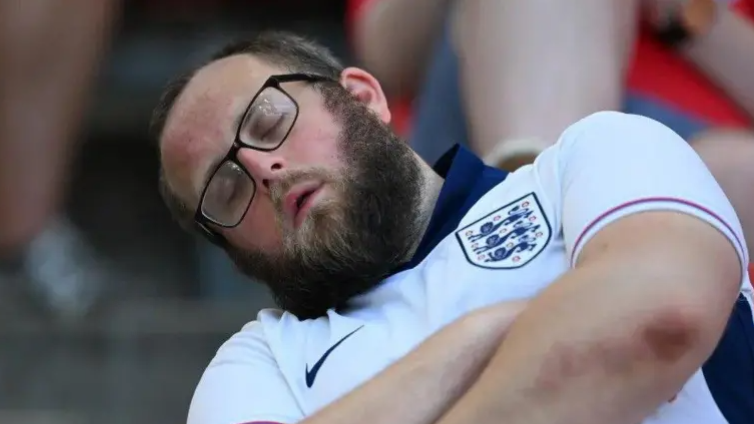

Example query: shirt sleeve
[533,111,748,275]
[187,321,304,424]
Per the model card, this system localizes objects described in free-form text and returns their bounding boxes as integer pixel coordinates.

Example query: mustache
[268,167,338,210]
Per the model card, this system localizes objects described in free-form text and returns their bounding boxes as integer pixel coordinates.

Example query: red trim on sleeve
[570,197,745,265]
[237,421,287,424]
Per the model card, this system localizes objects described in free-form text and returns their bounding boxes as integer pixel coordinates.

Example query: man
[152,32,753,424]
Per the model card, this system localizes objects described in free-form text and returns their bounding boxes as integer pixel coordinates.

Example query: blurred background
[0,1,347,423]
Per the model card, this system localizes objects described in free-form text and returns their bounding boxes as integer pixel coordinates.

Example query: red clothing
[348,0,753,130]
[626,0,754,127]
[345,0,376,41]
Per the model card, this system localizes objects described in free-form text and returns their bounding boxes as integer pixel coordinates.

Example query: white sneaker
[22,218,109,323]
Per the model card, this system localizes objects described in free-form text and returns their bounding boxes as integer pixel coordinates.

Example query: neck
[405,157,444,260]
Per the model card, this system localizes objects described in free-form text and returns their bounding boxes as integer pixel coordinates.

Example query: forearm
[354,0,452,97]
[453,0,638,156]
[681,7,754,119]
[436,214,739,424]
[302,302,525,424]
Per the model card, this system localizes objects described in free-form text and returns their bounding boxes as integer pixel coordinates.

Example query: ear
[340,67,392,124]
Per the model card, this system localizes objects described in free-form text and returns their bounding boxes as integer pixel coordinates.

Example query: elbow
[636,304,713,365]
[617,219,742,363]
[636,277,740,367]
[644,266,742,361]
[531,306,709,393]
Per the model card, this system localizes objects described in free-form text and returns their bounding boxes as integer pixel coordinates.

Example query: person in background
[348,0,637,167]
[349,0,754,266]
[455,0,754,261]
[0,0,120,320]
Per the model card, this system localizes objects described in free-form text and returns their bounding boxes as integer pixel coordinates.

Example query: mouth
[284,182,324,228]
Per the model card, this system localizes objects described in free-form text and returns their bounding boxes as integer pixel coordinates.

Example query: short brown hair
[152,31,345,233]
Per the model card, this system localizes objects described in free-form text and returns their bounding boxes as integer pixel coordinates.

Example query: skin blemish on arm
[530,310,695,397]
[640,310,699,364]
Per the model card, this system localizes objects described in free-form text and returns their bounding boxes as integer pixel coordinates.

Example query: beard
[227,84,426,320]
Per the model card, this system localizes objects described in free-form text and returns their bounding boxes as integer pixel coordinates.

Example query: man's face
[160,55,425,318]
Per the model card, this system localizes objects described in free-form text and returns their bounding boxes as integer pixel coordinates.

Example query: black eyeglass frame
[192,72,334,245]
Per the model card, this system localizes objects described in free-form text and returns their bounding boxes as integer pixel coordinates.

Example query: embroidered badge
[456,193,551,269]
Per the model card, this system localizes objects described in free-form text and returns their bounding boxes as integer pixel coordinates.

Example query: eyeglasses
[193,73,334,243]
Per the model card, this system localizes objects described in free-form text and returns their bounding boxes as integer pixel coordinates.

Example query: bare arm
[453,0,639,161]
[353,0,452,97]
[681,6,754,118]
[433,113,746,424]
[437,213,741,424]
[300,301,525,424]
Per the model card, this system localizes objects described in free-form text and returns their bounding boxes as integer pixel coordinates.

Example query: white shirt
[188,112,754,424]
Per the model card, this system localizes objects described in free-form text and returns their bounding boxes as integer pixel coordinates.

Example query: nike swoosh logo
[305,325,364,388]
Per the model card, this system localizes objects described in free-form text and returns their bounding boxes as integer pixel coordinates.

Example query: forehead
[160,54,279,201]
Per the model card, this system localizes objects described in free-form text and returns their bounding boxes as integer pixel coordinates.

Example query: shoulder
[556,111,683,151]
[211,319,272,366]
[213,308,313,366]
[187,310,309,424]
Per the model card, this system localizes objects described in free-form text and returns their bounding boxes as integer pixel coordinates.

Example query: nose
[236,148,286,192]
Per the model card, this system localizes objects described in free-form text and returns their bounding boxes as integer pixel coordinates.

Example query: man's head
[153,32,429,319]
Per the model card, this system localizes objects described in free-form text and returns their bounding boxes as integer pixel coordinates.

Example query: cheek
[285,116,344,166]
[223,198,282,254]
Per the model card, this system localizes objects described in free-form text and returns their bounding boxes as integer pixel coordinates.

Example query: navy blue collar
[394,145,509,272]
